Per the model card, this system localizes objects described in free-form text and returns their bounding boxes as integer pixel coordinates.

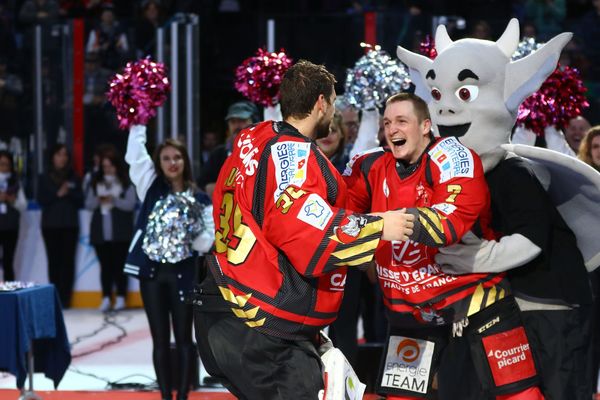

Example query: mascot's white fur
[397,18,600,273]
[397,18,600,400]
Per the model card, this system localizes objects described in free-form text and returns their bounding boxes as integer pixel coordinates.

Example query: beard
[314,114,333,140]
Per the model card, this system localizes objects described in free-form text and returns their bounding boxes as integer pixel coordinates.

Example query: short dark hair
[386,92,431,123]
[153,138,195,190]
[280,60,336,120]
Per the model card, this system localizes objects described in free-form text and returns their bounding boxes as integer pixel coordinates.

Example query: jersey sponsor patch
[297,193,333,230]
[482,326,537,387]
[428,137,474,183]
[271,141,311,202]
[432,202,457,215]
[380,335,435,394]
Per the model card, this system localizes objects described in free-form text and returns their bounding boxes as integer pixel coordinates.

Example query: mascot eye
[431,88,441,101]
[455,85,479,102]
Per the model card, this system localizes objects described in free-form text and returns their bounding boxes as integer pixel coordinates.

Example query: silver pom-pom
[143,191,206,264]
[511,37,543,61]
[344,43,412,110]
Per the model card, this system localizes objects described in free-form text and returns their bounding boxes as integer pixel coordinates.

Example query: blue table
[0,284,71,392]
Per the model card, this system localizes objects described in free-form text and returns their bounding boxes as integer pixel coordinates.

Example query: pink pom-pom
[106,57,171,130]
[234,48,293,107]
[517,65,589,136]
[419,35,437,59]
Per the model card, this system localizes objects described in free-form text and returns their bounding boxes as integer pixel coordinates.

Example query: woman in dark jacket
[125,125,214,400]
[37,144,83,308]
[85,148,135,312]
[0,150,26,281]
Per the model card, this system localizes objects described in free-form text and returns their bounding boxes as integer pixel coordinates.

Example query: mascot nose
[438,109,456,115]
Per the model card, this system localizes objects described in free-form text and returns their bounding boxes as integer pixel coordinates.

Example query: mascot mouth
[437,123,471,138]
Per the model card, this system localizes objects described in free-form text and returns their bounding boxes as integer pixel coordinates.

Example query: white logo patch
[383,178,389,198]
[432,203,457,215]
[428,137,474,183]
[297,193,333,230]
[381,335,435,394]
[271,141,311,202]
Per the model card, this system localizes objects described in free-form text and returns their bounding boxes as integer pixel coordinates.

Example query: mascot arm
[349,108,380,160]
[435,231,541,274]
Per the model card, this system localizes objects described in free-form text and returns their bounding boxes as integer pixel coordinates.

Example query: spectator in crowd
[125,125,214,400]
[0,57,23,142]
[83,143,116,195]
[83,52,115,164]
[524,0,566,40]
[200,130,219,166]
[85,149,136,312]
[0,3,17,65]
[574,0,600,79]
[0,150,26,282]
[59,0,110,19]
[565,115,592,153]
[469,19,492,39]
[86,4,129,70]
[197,100,258,196]
[37,144,83,308]
[577,125,600,397]
[337,102,360,145]
[19,0,60,26]
[316,111,348,173]
[577,125,600,171]
[135,0,162,58]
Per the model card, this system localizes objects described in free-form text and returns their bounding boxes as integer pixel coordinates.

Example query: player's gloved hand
[435,231,541,274]
[376,208,415,242]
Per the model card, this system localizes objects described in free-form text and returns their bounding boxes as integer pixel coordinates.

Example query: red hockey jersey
[210,121,384,340]
[344,137,509,326]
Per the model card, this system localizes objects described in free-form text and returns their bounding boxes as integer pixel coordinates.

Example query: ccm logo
[330,273,346,291]
[478,316,500,334]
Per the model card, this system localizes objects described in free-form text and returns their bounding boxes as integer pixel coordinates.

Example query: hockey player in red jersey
[194,61,415,400]
[344,93,543,400]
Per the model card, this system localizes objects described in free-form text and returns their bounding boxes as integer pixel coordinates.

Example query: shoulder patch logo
[297,193,333,230]
[428,137,474,183]
[271,141,311,201]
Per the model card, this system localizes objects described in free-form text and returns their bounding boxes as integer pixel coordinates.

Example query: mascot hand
[435,232,541,274]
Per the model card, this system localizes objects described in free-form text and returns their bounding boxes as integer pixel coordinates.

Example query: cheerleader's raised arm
[125,124,157,201]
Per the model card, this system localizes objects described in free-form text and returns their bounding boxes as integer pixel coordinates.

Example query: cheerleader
[123,125,214,400]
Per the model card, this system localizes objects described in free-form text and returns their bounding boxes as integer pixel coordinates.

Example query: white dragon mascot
[397,18,600,400]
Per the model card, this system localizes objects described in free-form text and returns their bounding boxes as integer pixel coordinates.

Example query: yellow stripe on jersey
[467,284,485,316]
[231,308,247,318]
[498,288,505,300]
[418,208,445,233]
[246,318,266,328]
[419,215,444,245]
[219,286,252,307]
[331,238,380,260]
[485,286,497,307]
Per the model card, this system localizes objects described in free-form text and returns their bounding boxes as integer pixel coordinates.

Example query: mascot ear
[504,32,572,112]
[435,24,453,53]
[496,18,520,58]
[397,45,434,102]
